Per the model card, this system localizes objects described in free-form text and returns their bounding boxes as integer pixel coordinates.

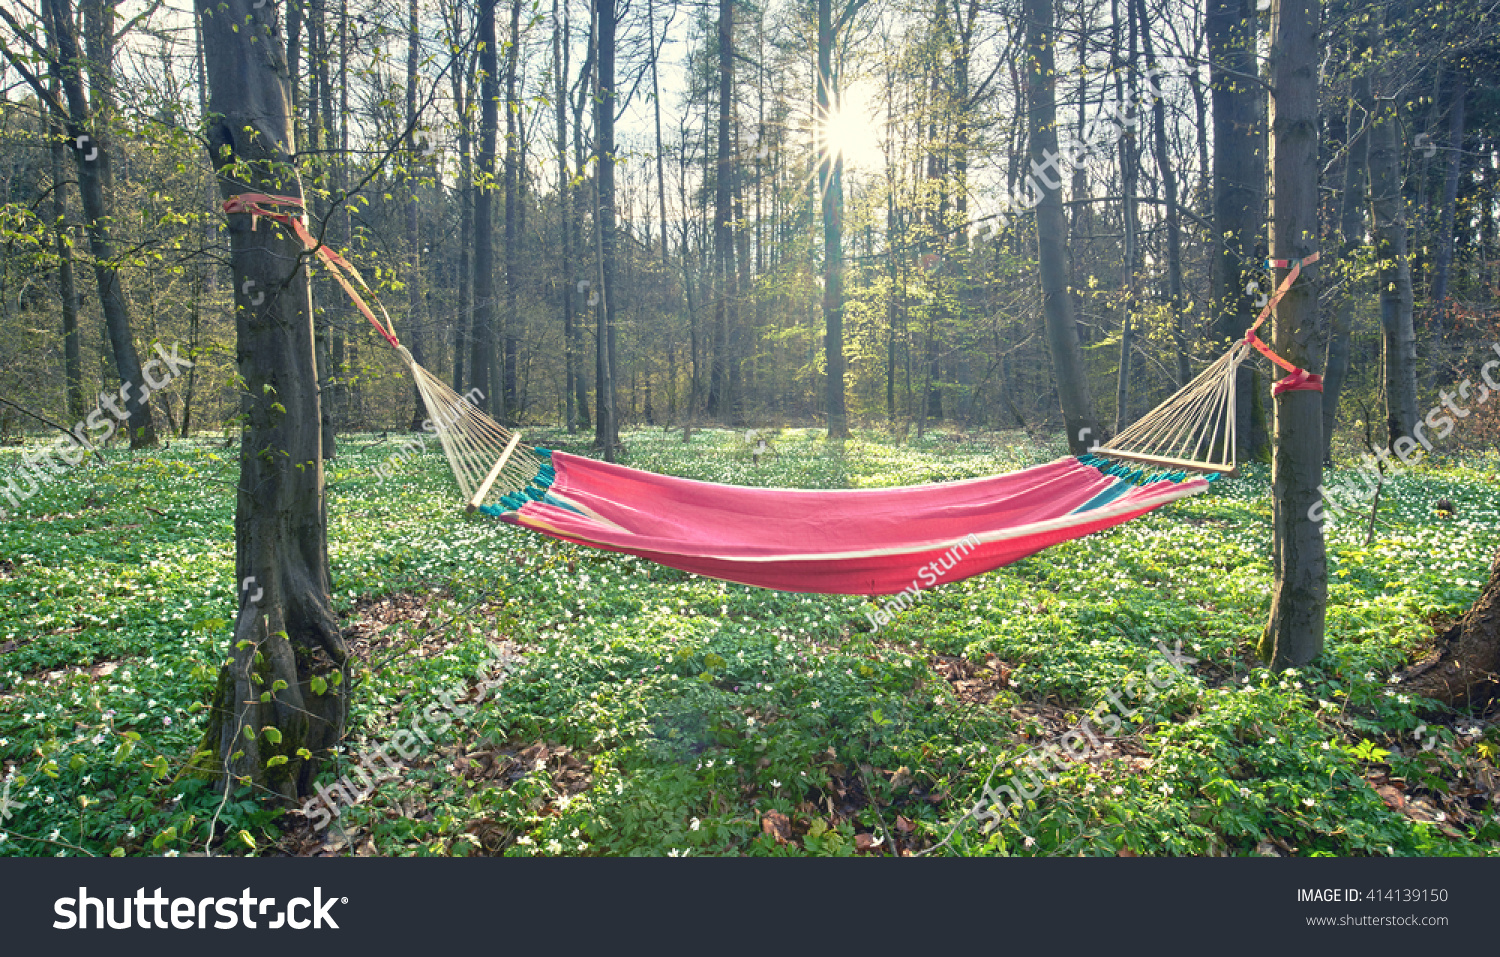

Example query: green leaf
[262,726,283,745]
[265,755,289,768]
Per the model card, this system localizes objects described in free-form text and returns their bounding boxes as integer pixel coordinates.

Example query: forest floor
[1,427,1498,857]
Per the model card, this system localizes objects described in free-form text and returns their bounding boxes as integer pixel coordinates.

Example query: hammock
[222,194,1320,598]
[397,348,1217,596]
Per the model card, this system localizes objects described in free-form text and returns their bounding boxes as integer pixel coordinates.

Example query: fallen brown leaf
[761,810,792,844]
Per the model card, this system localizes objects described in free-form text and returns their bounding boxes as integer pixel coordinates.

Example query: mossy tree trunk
[196,0,346,802]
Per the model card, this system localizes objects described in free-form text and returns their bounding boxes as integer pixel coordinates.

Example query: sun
[818,80,884,174]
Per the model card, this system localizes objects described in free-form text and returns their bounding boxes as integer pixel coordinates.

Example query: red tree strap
[1242,251,1321,392]
[221,193,401,350]
[1271,368,1323,395]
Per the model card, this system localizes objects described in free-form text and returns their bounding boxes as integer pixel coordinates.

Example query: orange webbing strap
[1242,251,1322,394]
[221,193,401,350]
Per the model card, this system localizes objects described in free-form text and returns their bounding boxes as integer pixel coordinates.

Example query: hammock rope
[221,193,542,508]
[1093,251,1321,476]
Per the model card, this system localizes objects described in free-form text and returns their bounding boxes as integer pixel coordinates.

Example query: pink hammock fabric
[496,453,1208,595]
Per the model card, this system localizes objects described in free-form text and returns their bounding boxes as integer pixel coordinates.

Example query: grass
[0,426,1497,857]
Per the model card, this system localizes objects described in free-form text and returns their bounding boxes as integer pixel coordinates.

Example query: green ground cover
[0,428,1496,857]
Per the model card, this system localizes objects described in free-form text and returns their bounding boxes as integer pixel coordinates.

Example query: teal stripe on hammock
[1071,477,1134,514]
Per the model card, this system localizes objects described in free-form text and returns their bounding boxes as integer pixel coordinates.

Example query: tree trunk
[503,0,523,420]
[1208,0,1267,462]
[44,0,157,448]
[555,0,576,432]
[196,0,345,801]
[308,0,338,457]
[406,0,428,432]
[706,0,738,423]
[1260,0,1325,670]
[818,0,849,438]
[1320,62,1369,464]
[1398,547,1500,708]
[1112,0,1139,436]
[592,0,620,458]
[1136,0,1188,388]
[50,113,85,423]
[446,3,472,395]
[1024,0,1099,454]
[1367,93,1419,449]
[1429,77,1465,380]
[572,46,594,431]
[471,0,499,417]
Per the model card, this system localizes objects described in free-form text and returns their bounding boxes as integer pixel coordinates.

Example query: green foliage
[0,431,1495,857]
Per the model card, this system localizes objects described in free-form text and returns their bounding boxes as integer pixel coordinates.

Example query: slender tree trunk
[1112,0,1139,435]
[1368,93,1419,449]
[182,286,199,437]
[593,0,619,458]
[450,25,473,394]
[707,0,739,423]
[196,0,345,800]
[335,0,354,426]
[1430,77,1466,380]
[818,0,849,438]
[1261,0,1325,670]
[44,0,157,448]
[572,45,594,431]
[1321,63,1369,464]
[308,0,338,456]
[406,0,428,431]
[555,0,575,431]
[50,113,85,423]
[503,0,522,420]
[1024,0,1099,453]
[1208,0,1267,462]
[471,0,498,416]
[649,0,669,268]
[1136,0,1188,387]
